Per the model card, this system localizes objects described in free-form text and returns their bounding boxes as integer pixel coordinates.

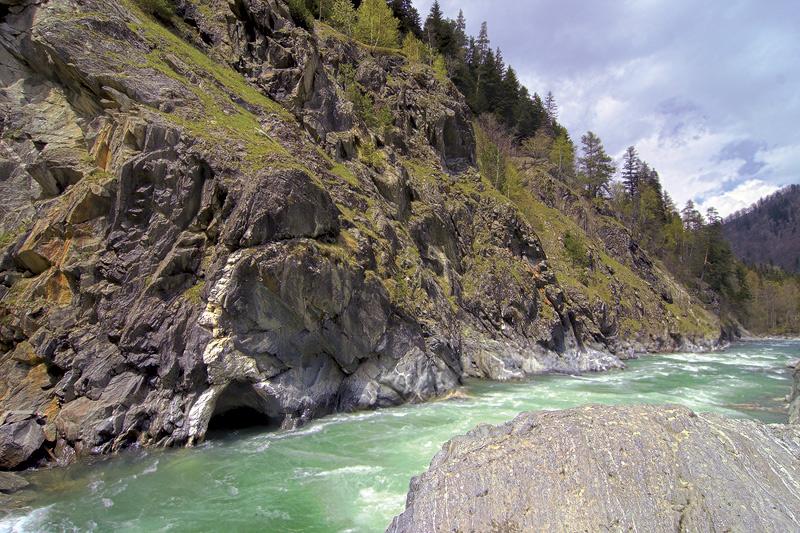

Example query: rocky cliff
[387,403,800,532]
[0,0,721,469]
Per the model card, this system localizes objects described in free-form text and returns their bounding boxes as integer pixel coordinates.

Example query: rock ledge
[388,403,800,532]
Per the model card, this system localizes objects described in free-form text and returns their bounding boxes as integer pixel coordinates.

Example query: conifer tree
[454,10,467,56]
[389,0,421,36]
[544,91,558,122]
[476,21,490,62]
[577,131,615,198]
[424,1,455,56]
[498,66,520,125]
[621,145,640,198]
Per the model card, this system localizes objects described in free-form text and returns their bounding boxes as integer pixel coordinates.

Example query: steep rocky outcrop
[387,403,800,532]
[0,0,721,469]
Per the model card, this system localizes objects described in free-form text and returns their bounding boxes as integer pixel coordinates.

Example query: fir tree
[577,131,615,198]
[621,145,640,198]
[388,0,421,36]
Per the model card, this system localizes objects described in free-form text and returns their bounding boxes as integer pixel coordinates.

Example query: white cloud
[411,0,800,208]
[697,179,781,218]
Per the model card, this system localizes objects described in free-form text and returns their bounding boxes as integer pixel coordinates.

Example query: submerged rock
[0,471,29,494]
[388,403,800,532]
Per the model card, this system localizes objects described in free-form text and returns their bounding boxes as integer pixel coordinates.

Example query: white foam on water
[254,506,291,520]
[290,467,321,479]
[101,498,114,508]
[106,480,128,497]
[661,352,726,364]
[314,465,382,477]
[356,487,406,526]
[264,412,384,441]
[141,459,159,475]
[0,504,53,533]
[212,478,239,497]
[240,437,271,453]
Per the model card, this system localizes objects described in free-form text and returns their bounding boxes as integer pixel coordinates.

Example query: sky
[411,0,800,217]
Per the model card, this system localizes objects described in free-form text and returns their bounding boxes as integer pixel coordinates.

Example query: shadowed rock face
[388,403,800,533]
[0,0,722,470]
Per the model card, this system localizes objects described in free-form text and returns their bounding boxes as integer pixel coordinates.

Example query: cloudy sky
[411,0,800,217]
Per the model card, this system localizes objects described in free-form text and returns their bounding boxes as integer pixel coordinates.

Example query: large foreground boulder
[387,403,800,532]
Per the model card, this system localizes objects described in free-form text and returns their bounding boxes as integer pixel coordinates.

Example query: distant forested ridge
[724,184,800,273]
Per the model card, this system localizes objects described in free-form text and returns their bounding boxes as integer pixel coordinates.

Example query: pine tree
[513,87,544,139]
[544,91,558,123]
[476,21,490,63]
[577,131,615,198]
[497,65,520,125]
[454,9,467,57]
[424,1,452,56]
[476,48,502,115]
[389,0,421,36]
[621,145,640,198]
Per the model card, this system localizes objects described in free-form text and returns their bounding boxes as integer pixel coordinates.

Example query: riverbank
[0,341,796,531]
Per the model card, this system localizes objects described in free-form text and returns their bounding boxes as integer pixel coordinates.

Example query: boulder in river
[387,403,800,532]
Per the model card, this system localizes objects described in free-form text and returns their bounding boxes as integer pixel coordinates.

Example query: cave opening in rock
[206,380,279,435]
[207,405,275,432]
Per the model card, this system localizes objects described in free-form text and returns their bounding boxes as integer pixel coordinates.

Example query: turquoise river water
[1,340,798,532]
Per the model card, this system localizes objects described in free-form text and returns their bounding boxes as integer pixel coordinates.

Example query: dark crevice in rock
[206,406,276,433]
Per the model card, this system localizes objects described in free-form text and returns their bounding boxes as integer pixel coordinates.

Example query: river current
[2,340,798,532]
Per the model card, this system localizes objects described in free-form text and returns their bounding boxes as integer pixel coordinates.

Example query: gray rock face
[0,412,45,469]
[0,0,722,470]
[388,403,800,533]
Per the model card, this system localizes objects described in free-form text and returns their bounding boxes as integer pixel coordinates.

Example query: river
[2,340,798,532]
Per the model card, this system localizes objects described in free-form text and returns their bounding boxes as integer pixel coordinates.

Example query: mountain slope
[0,0,720,470]
[724,184,800,272]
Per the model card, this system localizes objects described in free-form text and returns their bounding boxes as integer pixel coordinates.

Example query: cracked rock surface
[388,403,800,533]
